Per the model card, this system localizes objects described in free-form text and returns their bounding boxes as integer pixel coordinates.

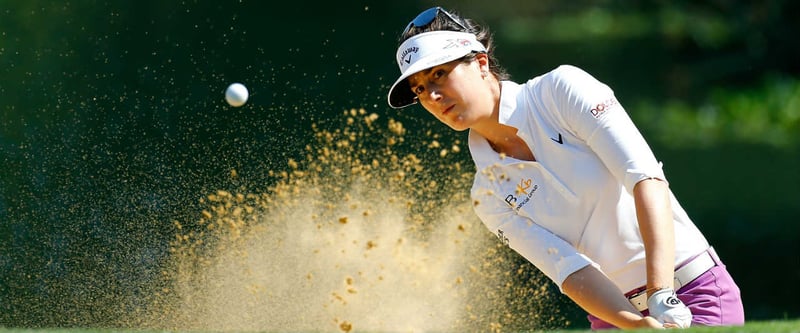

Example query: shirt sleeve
[546,65,666,194]
[471,180,597,290]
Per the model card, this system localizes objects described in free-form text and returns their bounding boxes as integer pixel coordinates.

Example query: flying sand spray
[140,108,569,332]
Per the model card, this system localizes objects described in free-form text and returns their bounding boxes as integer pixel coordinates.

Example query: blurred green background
[1,0,798,329]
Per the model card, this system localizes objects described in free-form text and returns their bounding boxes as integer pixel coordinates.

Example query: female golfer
[387,7,744,330]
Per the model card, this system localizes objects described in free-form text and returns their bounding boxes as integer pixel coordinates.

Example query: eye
[411,84,425,95]
[432,68,447,80]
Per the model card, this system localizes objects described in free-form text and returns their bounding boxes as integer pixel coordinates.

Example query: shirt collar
[468,80,523,168]
[497,80,522,125]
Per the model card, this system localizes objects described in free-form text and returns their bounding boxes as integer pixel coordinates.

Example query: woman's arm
[633,178,675,296]
[562,265,664,329]
[635,178,692,327]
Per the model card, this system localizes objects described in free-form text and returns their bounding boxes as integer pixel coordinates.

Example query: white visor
[387,31,487,109]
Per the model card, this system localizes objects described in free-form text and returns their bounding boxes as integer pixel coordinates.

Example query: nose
[425,84,443,102]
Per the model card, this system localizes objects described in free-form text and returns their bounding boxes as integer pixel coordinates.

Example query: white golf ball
[225,83,249,107]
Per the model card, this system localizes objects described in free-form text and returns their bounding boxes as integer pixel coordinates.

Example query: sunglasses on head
[403,7,468,34]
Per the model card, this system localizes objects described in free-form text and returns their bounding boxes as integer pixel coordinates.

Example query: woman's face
[407,55,494,131]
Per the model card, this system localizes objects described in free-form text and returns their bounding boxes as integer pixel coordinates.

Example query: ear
[475,53,491,72]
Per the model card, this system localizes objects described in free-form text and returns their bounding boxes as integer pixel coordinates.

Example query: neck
[476,123,535,161]
[476,123,519,151]
[470,78,503,136]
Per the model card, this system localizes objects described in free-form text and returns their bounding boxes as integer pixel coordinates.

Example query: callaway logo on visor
[400,46,419,64]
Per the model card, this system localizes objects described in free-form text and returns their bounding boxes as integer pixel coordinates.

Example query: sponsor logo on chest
[504,178,539,212]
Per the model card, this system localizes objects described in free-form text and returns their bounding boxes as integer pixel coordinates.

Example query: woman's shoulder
[520,65,587,88]
[540,64,597,84]
[525,64,609,95]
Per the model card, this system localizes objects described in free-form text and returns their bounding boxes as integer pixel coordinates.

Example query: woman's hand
[648,288,692,328]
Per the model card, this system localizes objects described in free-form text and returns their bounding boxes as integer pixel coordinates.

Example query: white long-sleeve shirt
[469,65,709,293]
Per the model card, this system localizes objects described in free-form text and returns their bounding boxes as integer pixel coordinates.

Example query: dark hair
[399,9,510,81]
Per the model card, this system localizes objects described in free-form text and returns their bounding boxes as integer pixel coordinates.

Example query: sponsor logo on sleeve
[590,97,619,119]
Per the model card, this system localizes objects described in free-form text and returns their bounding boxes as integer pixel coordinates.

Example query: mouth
[442,104,455,116]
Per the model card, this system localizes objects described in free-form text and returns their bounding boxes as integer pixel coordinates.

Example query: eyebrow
[418,67,436,76]
[409,68,433,83]
[408,65,445,87]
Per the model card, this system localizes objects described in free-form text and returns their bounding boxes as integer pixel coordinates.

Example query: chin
[437,113,470,131]
[447,123,469,132]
